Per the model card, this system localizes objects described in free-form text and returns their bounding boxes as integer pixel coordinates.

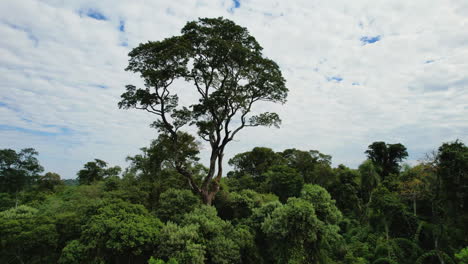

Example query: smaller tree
[280,148,332,185]
[0,205,58,263]
[398,164,432,216]
[0,148,44,194]
[264,165,304,203]
[368,186,407,240]
[262,197,342,263]
[329,165,362,217]
[359,160,380,203]
[228,147,284,184]
[38,172,63,191]
[156,188,201,223]
[436,140,468,217]
[77,159,121,185]
[62,199,162,263]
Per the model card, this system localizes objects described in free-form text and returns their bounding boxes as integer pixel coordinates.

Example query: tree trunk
[434,239,445,264]
[200,149,224,205]
[413,198,417,216]
[384,221,389,241]
[201,188,217,206]
[15,191,19,208]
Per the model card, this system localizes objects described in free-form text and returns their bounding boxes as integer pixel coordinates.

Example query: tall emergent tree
[365,141,408,178]
[119,17,288,204]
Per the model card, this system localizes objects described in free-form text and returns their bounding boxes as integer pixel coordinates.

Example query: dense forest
[1,17,467,264]
[1,140,467,264]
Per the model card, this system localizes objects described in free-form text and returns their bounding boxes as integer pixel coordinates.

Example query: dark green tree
[359,160,380,204]
[37,172,63,191]
[0,148,43,194]
[329,165,363,217]
[262,197,342,263]
[0,205,58,264]
[264,165,304,203]
[214,189,278,221]
[365,142,408,178]
[368,186,407,240]
[59,199,162,264]
[280,149,332,185]
[125,135,200,210]
[156,188,201,222]
[436,140,468,217]
[119,17,288,204]
[227,147,284,187]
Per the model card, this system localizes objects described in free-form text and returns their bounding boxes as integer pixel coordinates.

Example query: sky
[1,0,467,179]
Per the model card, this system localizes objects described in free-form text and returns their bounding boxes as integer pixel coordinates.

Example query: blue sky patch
[95,84,108,89]
[0,124,70,137]
[119,20,125,32]
[360,35,381,44]
[327,76,343,82]
[229,0,240,13]
[4,22,39,47]
[80,8,107,21]
[0,101,20,112]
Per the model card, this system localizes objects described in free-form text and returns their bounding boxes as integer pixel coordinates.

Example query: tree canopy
[119,17,288,204]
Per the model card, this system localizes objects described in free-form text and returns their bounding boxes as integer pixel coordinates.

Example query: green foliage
[301,184,342,224]
[2,128,467,264]
[148,257,179,264]
[3,15,468,264]
[38,172,63,191]
[0,205,58,263]
[1,140,466,264]
[59,240,87,264]
[156,188,200,222]
[156,222,205,264]
[365,142,408,178]
[0,148,44,193]
[368,186,407,238]
[329,165,363,217]
[372,258,398,264]
[455,247,468,264]
[262,197,342,263]
[229,147,284,178]
[436,140,468,220]
[77,159,121,185]
[415,250,455,264]
[281,148,332,185]
[215,189,278,221]
[264,165,304,203]
[227,147,284,192]
[359,160,380,203]
[119,17,288,204]
[59,199,162,263]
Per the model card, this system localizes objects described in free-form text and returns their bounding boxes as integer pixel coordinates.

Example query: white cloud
[0,0,467,178]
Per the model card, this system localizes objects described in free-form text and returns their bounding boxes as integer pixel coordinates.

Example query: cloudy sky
[1,0,467,178]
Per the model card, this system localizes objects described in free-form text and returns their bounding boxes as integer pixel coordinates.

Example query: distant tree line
[0,139,467,263]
